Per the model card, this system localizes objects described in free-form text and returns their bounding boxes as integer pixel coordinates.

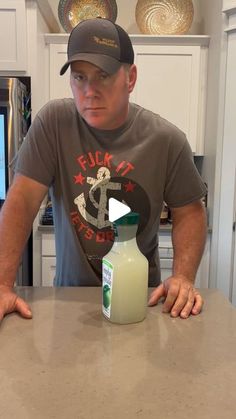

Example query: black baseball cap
[60,18,134,76]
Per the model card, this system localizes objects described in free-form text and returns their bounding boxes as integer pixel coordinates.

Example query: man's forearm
[0,175,48,287]
[171,201,207,283]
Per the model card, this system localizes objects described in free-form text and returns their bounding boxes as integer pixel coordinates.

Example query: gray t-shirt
[15,99,207,286]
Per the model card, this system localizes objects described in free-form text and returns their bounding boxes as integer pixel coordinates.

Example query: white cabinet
[196,233,211,288]
[0,0,27,71]
[159,230,174,282]
[131,43,207,154]
[48,42,72,99]
[42,257,56,286]
[45,34,209,154]
[41,232,56,286]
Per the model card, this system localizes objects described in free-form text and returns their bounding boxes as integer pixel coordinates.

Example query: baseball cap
[60,18,134,76]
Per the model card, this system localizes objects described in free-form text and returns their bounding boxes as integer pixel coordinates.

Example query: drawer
[159,246,174,258]
[42,233,56,256]
[160,258,173,281]
[42,256,56,286]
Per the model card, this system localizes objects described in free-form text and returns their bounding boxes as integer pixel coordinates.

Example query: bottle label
[102,259,114,319]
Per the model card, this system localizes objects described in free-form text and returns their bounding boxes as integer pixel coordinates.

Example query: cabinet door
[42,256,56,286]
[0,0,27,71]
[42,232,56,256]
[159,230,173,281]
[160,258,172,281]
[49,44,72,99]
[131,45,201,153]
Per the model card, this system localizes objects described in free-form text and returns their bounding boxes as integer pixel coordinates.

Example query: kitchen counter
[0,287,235,418]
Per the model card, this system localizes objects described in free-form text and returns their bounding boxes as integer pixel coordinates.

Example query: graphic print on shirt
[74,167,121,229]
[70,150,150,250]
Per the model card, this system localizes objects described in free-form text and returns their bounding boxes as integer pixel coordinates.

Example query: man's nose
[84,78,98,95]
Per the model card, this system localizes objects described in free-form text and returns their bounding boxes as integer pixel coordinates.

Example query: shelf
[45,33,210,47]
[222,7,236,16]
[224,26,236,34]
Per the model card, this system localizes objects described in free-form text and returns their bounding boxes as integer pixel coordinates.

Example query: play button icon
[108,198,131,222]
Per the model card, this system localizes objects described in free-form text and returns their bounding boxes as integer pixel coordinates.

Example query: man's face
[70,61,137,130]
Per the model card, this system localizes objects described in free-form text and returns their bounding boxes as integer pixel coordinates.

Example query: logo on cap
[93,36,118,49]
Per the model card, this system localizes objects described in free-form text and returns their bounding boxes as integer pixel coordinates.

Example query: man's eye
[99,73,109,80]
[74,74,84,81]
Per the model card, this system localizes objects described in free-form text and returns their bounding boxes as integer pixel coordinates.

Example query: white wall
[223,0,236,7]
[199,0,236,301]
[197,0,225,291]
[199,0,223,224]
[215,1,236,300]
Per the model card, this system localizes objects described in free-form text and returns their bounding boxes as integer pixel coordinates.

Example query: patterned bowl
[135,0,194,35]
[58,0,118,33]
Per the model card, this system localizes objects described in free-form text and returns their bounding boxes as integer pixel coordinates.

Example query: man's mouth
[84,107,105,111]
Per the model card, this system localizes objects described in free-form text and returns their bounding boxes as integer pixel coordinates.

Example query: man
[0,18,207,321]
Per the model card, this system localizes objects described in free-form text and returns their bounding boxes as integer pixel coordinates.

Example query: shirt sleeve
[14,101,58,187]
[164,136,207,207]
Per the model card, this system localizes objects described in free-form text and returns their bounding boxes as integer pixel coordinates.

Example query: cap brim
[60,53,122,76]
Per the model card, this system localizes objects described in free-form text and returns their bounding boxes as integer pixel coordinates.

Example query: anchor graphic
[74,167,121,228]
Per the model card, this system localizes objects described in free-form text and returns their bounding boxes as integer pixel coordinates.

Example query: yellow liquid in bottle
[102,222,148,324]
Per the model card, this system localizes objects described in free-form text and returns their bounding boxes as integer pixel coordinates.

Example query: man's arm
[0,174,48,320]
[148,200,207,318]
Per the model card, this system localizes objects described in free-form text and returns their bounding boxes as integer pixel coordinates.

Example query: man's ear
[128,64,137,93]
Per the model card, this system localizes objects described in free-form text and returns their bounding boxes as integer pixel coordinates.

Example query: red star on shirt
[124,181,136,192]
[74,173,85,185]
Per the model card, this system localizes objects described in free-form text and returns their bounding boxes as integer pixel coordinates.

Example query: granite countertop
[0,287,235,418]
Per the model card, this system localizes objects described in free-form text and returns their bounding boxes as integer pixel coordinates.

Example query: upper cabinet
[131,37,209,154]
[45,34,209,154]
[0,0,27,72]
[47,41,72,100]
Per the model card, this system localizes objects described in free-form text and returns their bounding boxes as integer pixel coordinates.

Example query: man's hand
[0,285,32,322]
[148,275,203,319]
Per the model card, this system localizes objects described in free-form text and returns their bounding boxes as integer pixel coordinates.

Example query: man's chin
[84,117,109,130]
